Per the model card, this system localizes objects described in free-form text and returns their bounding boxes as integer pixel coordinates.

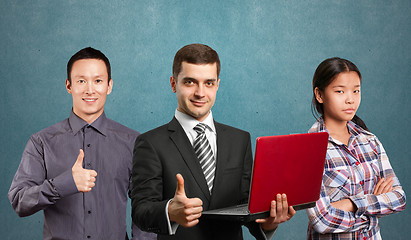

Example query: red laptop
[201,132,329,222]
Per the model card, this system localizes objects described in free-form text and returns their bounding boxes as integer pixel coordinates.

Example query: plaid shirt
[306,118,406,240]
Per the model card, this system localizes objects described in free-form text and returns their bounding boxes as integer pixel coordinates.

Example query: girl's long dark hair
[311,57,369,131]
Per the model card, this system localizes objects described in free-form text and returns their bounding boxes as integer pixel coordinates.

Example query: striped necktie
[193,123,216,193]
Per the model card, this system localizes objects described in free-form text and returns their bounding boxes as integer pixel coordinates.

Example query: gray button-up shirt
[8,111,155,240]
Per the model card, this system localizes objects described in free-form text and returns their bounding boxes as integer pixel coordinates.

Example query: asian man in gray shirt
[8,47,155,240]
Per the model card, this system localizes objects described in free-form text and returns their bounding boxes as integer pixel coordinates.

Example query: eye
[78,79,86,84]
[354,89,360,93]
[335,90,343,94]
[205,81,215,87]
[184,80,194,85]
[95,79,103,83]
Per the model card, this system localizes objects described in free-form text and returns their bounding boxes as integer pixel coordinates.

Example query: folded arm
[306,185,370,234]
[349,140,406,217]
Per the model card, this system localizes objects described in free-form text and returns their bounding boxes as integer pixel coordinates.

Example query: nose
[85,81,94,94]
[346,93,354,104]
[194,84,205,98]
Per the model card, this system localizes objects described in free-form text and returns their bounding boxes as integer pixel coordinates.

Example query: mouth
[83,98,97,103]
[191,100,207,107]
[343,108,355,114]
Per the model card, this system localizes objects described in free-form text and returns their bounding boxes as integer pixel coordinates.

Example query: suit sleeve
[131,134,170,234]
[128,134,158,240]
[8,135,78,217]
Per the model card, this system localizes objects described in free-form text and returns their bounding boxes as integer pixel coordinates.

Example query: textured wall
[1,1,409,239]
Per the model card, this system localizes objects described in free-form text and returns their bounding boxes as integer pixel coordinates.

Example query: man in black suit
[131,43,295,239]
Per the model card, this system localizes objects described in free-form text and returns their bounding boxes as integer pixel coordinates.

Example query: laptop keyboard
[217,204,249,214]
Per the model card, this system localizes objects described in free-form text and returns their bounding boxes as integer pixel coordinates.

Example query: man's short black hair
[67,47,111,83]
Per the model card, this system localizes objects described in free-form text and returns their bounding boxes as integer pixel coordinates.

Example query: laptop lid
[248,132,328,214]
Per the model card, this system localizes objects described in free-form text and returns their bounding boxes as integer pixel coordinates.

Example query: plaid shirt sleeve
[306,156,374,234]
[349,137,406,218]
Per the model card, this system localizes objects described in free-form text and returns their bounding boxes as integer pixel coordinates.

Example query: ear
[170,76,177,93]
[216,78,220,91]
[107,78,113,95]
[65,79,72,94]
[314,87,324,104]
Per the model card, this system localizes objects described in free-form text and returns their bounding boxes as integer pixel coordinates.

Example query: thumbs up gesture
[72,149,98,192]
[168,174,203,227]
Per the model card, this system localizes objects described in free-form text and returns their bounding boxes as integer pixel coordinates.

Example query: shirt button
[87,236,91,239]
[355,162,360,166]
[363,237,367,240]
[360,181,364,185]
[87,144,91,147]
[87,163,91,167]
[88,210,91,214]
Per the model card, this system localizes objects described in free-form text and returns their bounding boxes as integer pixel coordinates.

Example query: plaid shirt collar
[309,117,373,146]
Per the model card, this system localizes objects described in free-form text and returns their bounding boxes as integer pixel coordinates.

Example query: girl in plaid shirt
[306,57,406,240]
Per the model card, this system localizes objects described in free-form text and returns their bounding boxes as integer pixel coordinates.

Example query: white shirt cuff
[259,224,277,240]
[165,199,179,235]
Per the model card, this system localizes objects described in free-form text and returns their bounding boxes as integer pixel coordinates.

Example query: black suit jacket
[131,118,264,240]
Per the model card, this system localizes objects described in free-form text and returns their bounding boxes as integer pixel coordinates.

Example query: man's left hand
[256,193,296,232]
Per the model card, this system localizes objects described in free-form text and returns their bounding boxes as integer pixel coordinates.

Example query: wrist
[167,199,176,222]
[262,223,278,232]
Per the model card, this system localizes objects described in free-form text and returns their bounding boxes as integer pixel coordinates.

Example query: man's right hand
[168,174,203,227]
[72,149,97,192]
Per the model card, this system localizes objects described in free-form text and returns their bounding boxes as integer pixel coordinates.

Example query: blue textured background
[1,1,409,239]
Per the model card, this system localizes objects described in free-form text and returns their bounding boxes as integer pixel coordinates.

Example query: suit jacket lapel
[168,118,211,201]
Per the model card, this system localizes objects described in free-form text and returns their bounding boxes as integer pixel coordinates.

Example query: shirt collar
[308,117,328,134]
[69,110,108,136]
[309,116,371,146]
[347,120,372,136]
[174,109,216,134]
[309,117,344,145]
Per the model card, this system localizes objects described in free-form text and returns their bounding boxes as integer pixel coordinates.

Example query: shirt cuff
[349,195,369,218]
[165,199,179,235]
[48,169,79,198]
[259,224,277,240]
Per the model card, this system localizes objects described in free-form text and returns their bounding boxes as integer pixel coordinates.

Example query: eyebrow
[72,74,106,79]
[332,85,361,88]
[182,77,217,82]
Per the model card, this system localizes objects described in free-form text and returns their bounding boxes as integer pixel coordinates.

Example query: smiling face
[170,62,219,122]
[66,59,112,123]
[315,71,361,125]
